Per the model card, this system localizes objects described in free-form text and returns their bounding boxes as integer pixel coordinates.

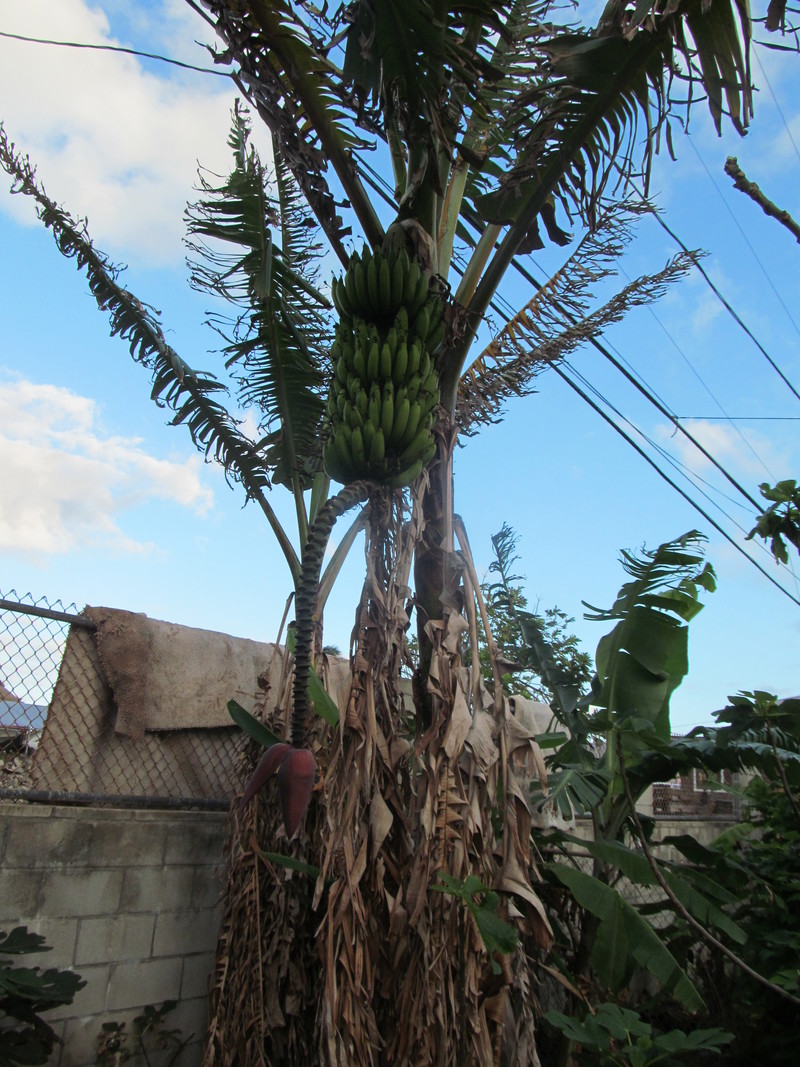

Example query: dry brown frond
[457,203,698,433]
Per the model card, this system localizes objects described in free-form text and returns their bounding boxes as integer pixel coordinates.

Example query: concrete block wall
[0,802,228,1066]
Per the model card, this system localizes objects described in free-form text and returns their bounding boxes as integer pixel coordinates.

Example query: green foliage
[533,532,715,822]
[548,864,703,1010]
[432,874,518,974]
[545,1002,732,1066]
[683,773,800,1065]
[185,103,329,494]
[479,523,593,704]
[96,1001,191,1066]
[227,700,282,749]
[746,479,800,564]
[0,927,85,1066]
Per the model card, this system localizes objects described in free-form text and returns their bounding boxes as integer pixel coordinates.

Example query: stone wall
[0,802,228,1066]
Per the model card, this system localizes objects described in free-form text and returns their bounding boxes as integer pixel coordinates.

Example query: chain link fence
[1,591,248,810]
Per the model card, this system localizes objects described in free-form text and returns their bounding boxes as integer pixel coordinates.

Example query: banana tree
[2,0,789,1063]
[188,4,766,1062]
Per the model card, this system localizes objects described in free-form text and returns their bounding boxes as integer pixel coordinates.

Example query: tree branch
[725,156,800,244]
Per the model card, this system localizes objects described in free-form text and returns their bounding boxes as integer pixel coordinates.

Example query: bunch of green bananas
[323,247,445,488]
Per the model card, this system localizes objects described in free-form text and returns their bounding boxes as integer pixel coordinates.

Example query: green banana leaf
[549,863,704,1011]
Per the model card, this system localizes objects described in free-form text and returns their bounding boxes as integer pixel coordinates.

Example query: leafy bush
[0,926,85,1066]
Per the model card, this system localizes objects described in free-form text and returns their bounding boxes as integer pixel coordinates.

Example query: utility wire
[502,249,765,513]
[490,286,762,521]
[550,362,800,608]
[686,135,800,347]
[355,158,800,603]
[0,29,234,78]
[627,177,800,406]
[616,264,777,481]
[357,156,765,516]
[753,48,800,168]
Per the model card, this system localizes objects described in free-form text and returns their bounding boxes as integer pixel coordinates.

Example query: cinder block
[190,864,225,910]
[121,866,195,913]
[91,818,168,868]
[0,802,55,819]
[4,814,93,868]
[106,956,184,1013]
[60,1001,206,1067]
[40,869,124,918]
[46,962,110,1021]
[152,910,218,959]
[0,812,9,860]
[57,1013,103,1067]
[180,952,215,1000]
[75,914,155,966]
[0,868,45,920]
[17,916,79,966]
[163,816,226,866]
[166,995,210,1049]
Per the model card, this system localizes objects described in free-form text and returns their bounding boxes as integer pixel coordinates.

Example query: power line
[357,155,766,517]
[551,362,800,609]
[676,415,800,420]
[356,160,800,601]
[502,251,765,513]
[0,29,233,78]
[628,179,800,407]
[616,265,777,481]
[753,48,800,168]
[686,135,800,346]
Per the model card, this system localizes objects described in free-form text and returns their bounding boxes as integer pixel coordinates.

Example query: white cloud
[0,375,213,559]
[0,0,240,265]
[655,418,782,478]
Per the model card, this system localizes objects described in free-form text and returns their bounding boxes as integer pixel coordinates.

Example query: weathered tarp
[32,609,288,801]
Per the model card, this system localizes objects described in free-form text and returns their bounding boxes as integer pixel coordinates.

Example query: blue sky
[1,0,799,733]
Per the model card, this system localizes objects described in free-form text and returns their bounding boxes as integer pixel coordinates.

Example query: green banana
[362,418,375,453]
[342,339,356,374]
[368,382,381,428]
[427,319,446,353]
[345,401,363,430]
[414,305,431,342]
[418,349,432,382]
[380,382,394,440]
[379,256,392,316]
[351,426,365,466]
[335,357,348,386]
[420,369,440,402]
[391,253,405,310]
[344,266,359,314]
[333,425,353,472]
[380,342,393,380]
[367,341,380,381]
[403,258,421,307]
[397,425,434,469]
[418,437,437,465]
[409,272,430,319]
[356,318,368,350]
[323,444,350,486]
[401,400,422,445]
[392,342,409,386]
[366,257,379,317]
[406,342,422,378]
[388,396,411,446]
[353,343,367,381]
[369,426,385,466]
[385,456,424,489]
